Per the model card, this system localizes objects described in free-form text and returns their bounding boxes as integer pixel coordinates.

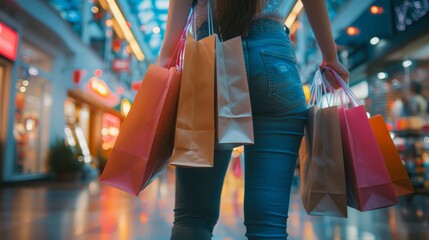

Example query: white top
[195,0,290,28]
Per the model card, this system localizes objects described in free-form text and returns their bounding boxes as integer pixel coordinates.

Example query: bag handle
[167,10,194,69]
[320,67,360,108]
[207,0,214,36]
[192,0,215,41]
[308,69,336,108]
[170,0,214,68]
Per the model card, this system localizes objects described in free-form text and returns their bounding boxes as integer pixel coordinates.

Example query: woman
[158,0,349,239]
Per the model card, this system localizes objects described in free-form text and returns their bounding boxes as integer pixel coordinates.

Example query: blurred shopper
[409,82,427,118]
[158,0,349,239]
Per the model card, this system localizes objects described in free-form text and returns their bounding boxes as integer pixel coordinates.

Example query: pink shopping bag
[322,67,398,211]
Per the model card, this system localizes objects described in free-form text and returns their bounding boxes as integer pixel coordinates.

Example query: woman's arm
[158,0,194,67]
[301,0,349,85]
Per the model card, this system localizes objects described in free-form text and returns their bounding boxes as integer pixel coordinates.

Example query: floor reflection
[0,164,429,240]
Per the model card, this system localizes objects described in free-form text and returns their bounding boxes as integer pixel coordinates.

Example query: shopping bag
[170,32,217,167]
[99,13,192,195]
[323,67,398,211]
[369,115,414,196]
[300,70,347,217]
[215,35,254,150]
[100,65,181,196]
[301,106,347,217]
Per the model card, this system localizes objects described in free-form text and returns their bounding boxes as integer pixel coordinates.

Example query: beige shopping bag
[215,35,254,150]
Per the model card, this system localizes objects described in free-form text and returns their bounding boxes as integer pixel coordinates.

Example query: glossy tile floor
[1,167,429,240]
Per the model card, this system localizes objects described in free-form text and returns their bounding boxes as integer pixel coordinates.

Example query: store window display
[13,43,53,175]
[64,99,92,163]
[0,59,10,166]
[101,112,120,151]
[13,77,51,174]
[0,63,6,142]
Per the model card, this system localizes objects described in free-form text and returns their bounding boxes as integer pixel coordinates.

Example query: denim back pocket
[261,50,306,110]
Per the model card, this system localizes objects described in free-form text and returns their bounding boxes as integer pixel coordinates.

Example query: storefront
[12,41,53,176]
[0,21,18,180]
[0,59,11,155]
[0,0,144,182]
[67,72,123,171]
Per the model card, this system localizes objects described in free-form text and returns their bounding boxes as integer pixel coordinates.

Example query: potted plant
[48,139,85,181]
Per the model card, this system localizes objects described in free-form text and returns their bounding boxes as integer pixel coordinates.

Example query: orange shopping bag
[170,32,217,167]
[369,115,414,197]
[100,65,181,196]
[99,14,191,195]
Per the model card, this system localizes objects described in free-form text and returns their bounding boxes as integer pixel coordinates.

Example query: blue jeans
[171,19,307,240]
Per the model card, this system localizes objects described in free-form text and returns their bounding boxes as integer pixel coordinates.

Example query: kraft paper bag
[100,65,181,196]
[215,35,254,150]
[300,69,347,217]
[170,33,216,167]
[369,115,414,197]
[301,105,347,217]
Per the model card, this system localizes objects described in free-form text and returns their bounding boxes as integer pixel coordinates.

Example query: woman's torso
[195,0,290,28]
[194,0,307,115]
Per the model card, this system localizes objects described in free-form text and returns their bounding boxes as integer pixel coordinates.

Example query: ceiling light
[152,26,161,34]
[370,6,384,14]
[370,37,380,45]
[377,72,388,80]
[346,26,360,36]
[402,60,412,68]
[105,19,113,27]
[91,6,99,13]
[99,0,145,61]
[285,1,304,28]
[28,67,39,76]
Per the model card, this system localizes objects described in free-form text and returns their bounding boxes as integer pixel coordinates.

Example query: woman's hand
[320,60,349,89]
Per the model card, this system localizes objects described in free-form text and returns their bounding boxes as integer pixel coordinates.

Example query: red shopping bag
[99,65,181,196]
[99,15,191,196]
[322,67,398,211]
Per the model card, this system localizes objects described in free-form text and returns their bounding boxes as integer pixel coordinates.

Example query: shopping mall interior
[1,0,429,239]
